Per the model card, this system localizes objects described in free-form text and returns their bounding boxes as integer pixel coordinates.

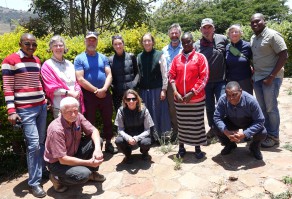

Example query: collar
[255,27,268,38]
[168,41,182,50]
[51,56,66,64]
[17,49,29,58]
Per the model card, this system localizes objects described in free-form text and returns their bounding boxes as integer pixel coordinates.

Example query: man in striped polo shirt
[2,33,47,198]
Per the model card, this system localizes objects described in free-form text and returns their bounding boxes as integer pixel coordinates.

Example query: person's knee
[66,167,91,185]
[140,137,152,147]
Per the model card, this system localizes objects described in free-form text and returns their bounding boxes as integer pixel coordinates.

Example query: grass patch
[173,154,182,170]
[157,131,175,154]
[287,88,292,95]
[282,176,292,185]
[271,191,292,199]
[282,142,292,152]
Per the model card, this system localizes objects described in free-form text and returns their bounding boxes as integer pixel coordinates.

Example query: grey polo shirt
[250,27,287,81]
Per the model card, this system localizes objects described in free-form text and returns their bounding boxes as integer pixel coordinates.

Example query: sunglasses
[125,97,137,102]
[22,42,38,47]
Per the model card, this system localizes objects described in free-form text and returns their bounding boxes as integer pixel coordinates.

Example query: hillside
[0,6,36,34]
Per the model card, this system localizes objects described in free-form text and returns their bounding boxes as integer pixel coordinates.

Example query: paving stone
[119,179,154,197]
[103,172,123,190]
[264,178,288,195]
[148,192,175,199]
[154,178,181,192]
[178,173,210,190]
[238,173,260,187]
[152,164,180,180]
[95,191,121,199]
[176,191,199,199]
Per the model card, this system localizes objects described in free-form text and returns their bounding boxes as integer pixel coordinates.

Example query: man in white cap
[194,18,228,139]
[74,31,118,154]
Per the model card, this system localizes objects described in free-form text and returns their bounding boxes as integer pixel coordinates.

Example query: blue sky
[0,0,292,11]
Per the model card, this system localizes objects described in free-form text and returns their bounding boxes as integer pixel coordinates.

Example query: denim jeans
[205,81,226,127]
[253,78,282,138]
[47,138,103,185]
[17,104,47,187]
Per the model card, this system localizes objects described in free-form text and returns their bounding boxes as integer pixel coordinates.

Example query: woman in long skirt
[169,32,209,159]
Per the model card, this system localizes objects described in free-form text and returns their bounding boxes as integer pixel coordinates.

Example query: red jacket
[169,50,209,103]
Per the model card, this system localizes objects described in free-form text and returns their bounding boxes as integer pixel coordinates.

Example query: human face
[226,88,242,106]
[142,35,154,52]
[113,39,124,56]
[19,36,37,57]
[200,25,215,41]
[228,28,241,44]
[168,28,181,46]
[61,104,79,124]
[85,37,98,53]
[250,14,266,35]
[181,37,193,54]
[125,93,138,110]
[51,41,65,59]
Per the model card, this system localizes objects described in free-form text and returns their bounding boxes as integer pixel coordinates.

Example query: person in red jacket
[169,32,209,159]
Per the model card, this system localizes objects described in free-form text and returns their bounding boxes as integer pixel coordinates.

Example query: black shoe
[105,143,118,154]
[176,147,186,158]
[195,151,205,159]
[221,142,237,155]
[29,185,46,198]
[249,144,263,160]
[141,152,151,161]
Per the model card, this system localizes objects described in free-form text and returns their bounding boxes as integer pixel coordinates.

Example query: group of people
[1,12,288,198]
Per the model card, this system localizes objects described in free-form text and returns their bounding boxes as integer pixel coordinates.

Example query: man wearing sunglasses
[1,33,47,198]
[213,81,267,160]
[75,31,118,154]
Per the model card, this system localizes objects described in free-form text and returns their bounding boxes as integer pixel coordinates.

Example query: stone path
[0,79,292,199]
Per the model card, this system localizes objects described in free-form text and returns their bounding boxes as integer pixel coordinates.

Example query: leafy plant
[287,88,292,95]
[282,176,292,185]
[271,191,292,199]
[173,154,183,170]
[282,142,292,152]
[158,131,175,154]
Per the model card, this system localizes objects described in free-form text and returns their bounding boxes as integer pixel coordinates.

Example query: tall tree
[27,0,157,37]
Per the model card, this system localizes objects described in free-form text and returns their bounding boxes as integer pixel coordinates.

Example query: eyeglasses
[112,35,123,40]
[52,44,64,48]
[125,97,137,102]
[22,42,38,47]
[86,31,98,36]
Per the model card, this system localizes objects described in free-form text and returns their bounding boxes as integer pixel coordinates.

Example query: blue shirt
[225,39,252,81]
[74,52,109,88]
[162,42,183,72]
[213,91,265,138]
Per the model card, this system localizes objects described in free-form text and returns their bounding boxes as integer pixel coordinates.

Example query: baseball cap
[201,18,214,27]
[86,31,98,39]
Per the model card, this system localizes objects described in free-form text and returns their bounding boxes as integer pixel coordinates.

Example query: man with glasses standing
[74,31,118,154]
[2,33,47,198]
[213,81,267,160]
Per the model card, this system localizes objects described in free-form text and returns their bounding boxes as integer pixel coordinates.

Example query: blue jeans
[205,81,226,127]
[253,78,282,138]
[17,104,47,187]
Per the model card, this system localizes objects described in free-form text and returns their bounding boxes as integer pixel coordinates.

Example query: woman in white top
[41,35,84,118]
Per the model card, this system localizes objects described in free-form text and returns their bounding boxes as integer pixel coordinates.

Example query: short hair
[227,24,243,35]
[182,32,193,40]
[122,89,143,112]
[251,13,265,21]
[140,32,155,46]
[168,23,182,34]
[48,35,68,53]
[111,35,124,45]
[226,81,241,91]
[60,97,79,111]
[20,33,35,43]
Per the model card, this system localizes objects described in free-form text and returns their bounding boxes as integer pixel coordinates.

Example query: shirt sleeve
[192,53,209,95]
[213,96,228,133]
[159,54,168,90]
[242,99,265,138]
[74,55,84,71]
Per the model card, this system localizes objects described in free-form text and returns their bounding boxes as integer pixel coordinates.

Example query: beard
[171,38,180,44]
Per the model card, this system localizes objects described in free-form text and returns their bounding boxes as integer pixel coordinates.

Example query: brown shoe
[49,174,68,193]
[89,171,106,182]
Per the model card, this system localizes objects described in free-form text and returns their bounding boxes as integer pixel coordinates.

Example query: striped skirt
[175,100,207,146]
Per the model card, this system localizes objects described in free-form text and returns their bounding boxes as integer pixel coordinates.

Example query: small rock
[229,175,238,181]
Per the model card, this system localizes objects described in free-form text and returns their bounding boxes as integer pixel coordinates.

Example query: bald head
[251,13,265,21]
[20,33,36,43]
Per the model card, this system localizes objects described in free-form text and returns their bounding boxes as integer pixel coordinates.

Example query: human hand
[69,90,80,99]
[263,76,274,86]
[224,129,240,142]
[183,92,194,103]
[174,91,183,103]
[92,149,103,161]
[160,90,166,100]
[233,130,245,142]
[8,113,21,125]
[128,137,137,145]
[95,88,107,98]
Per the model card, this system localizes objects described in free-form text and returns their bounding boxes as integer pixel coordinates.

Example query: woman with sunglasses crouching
[114,89,154,164]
